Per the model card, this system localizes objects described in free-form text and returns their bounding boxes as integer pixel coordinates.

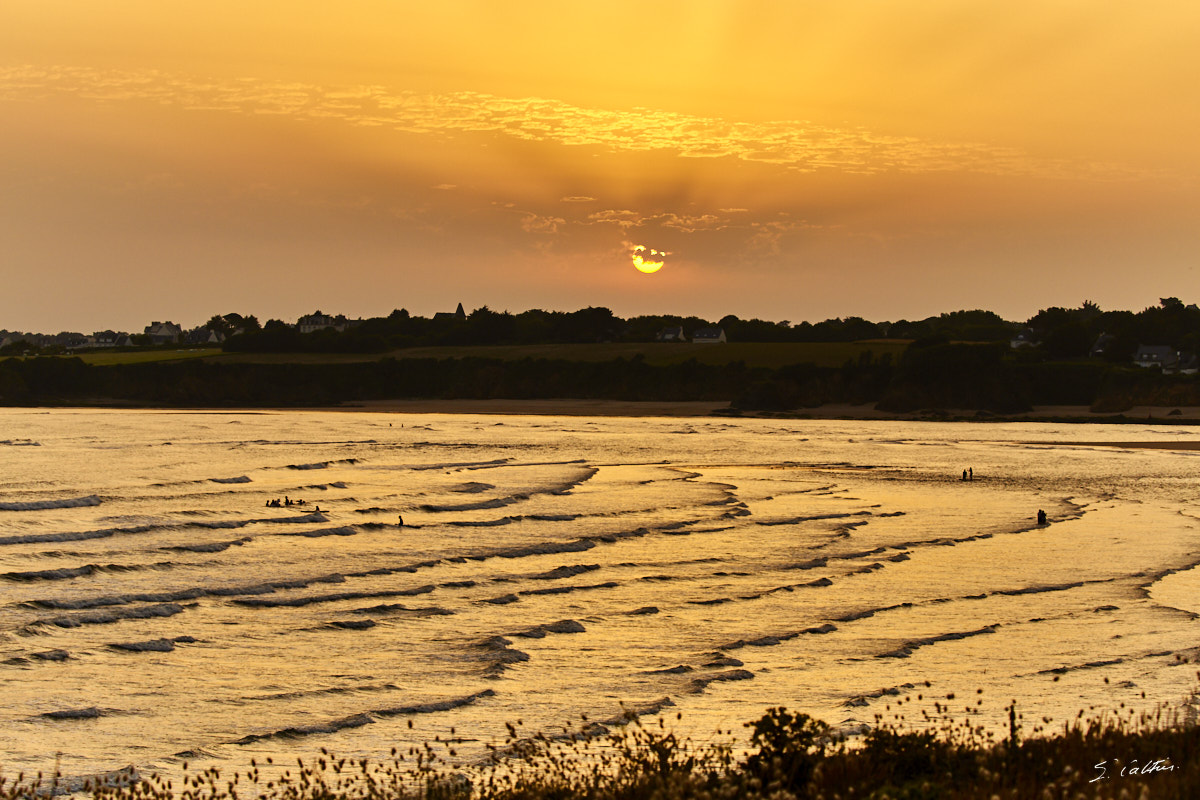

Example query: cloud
[560,196,596,203]
[0,65,1144,181]
[520,212,565,234]
[588,209,644,229]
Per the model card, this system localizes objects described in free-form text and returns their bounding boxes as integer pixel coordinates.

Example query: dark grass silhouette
[4,685,1198,799]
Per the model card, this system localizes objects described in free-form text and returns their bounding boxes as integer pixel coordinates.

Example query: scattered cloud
[588,209,644,229]
[0,65,1144,180]
[520,212,565,234]
[560,196,596,203]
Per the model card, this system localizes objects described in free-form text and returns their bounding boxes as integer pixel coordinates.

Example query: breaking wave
[0,495,102,511]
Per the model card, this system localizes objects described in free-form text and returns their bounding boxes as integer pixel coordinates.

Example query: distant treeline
[5,341,1200,413]
[212,298,1200,361]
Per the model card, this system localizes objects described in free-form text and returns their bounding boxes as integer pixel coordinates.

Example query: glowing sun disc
[631,245,665,273]
[632,254,664,273]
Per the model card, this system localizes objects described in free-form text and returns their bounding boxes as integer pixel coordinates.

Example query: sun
[631,245,666,274]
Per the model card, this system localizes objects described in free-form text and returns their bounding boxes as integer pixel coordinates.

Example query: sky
[2,1,1199,333]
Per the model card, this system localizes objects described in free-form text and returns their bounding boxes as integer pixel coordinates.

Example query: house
[65,335,94,351]
[1133,345,1177,369]
[433,303,467,322]
[144,321,183,345]
[1089,333,1116,358]
[692,328,726,344]
[1010,328,1039,349]
[296,311,357,334]
[1179,352,1200,375]
[184,327,224,345]
[656,326,686,342]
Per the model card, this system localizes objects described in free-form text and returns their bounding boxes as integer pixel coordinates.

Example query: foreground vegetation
[7,337,1200,414]
[7,695,1197,800]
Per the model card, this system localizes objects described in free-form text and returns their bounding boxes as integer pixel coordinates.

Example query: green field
[72,348,222,366]
[211,341,910,369]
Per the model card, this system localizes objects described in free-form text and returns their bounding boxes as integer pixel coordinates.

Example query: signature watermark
[1090,758,1176,782]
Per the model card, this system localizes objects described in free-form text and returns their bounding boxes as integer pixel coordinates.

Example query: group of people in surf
[265,495,321,512]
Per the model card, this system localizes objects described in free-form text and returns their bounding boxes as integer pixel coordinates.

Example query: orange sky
[2,1,1198,332]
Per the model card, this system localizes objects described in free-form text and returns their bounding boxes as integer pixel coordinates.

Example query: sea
[1,408,1198,787]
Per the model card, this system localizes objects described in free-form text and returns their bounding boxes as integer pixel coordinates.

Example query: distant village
[0,311,363,352]
[4,298,1200,373]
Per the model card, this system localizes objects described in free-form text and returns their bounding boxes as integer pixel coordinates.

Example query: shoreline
[20,398,1200,425]
[327,399,1200,423]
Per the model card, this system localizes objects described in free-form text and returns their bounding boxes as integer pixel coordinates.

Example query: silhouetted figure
[1037,509,1047,525]
[398,515,404,527]
[969,467,973,481]
[962,470,968,481]
[285,496,292,506]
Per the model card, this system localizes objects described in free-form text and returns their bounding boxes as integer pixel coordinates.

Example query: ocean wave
[530,564,599,580]
[514,619,586,638]
[27,587,207,611]
[0,495,102,511]
[448,516,517,527]
[686,669,754,694]
[233,584,435,608]
[721,623,837,650]
[1037,657,1127,676]
[450,482,494,493]
[165,537,252,553]
[346,603,454,617]
[281,526,360,538]
[4,648,71,666]
[3,558,183,582]
[0,439,41,446]
[32,602,186,630]
[327,619,376,631]
[422,497,520,512]
[210,476,251,484]
[877,624,1000,659]
[842,683,919,708]
[232,712,375,744]
[109,638,176,653]
[520,581,619,597]
[284,459,359,471]
[756,511,873,526]
[245,681,403,702]
[412,458,512,471]
[41,706,105,720]
[474,636,531,675]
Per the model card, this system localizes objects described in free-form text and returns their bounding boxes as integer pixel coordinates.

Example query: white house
[297,311,357,334]
[144,321,183,344]
[1010,328,1039,349]
[692,328,727,344]
[1133,345,1177,369]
